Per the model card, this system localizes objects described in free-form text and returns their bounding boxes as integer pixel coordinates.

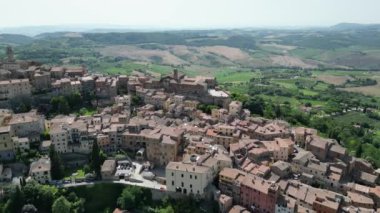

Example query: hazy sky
[1,0,380,28]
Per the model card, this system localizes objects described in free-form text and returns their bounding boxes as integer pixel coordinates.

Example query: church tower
[6,46,15,62]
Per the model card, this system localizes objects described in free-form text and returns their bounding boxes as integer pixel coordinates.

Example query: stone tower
[173,69,178,80]
[6,46,15,62]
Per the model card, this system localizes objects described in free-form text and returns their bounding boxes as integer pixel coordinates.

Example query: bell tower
[6,46,15,62]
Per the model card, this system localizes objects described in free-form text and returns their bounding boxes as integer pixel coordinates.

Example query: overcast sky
[1,0,380,28]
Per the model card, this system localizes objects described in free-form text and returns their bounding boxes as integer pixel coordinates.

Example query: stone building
[0,79,32,100]
[29,157,51,183]
[0,126,13,160]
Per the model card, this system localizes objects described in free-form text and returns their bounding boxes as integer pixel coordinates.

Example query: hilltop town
[0,46,380,213]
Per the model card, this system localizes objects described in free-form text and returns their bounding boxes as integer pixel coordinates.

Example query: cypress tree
[49,145,64,180]
[91,141,101,179]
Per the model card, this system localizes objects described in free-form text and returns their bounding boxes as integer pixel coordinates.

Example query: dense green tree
[4,186,24,213]
[356,144,363,158]
[117,188,135,210]
[230,92,248,103]
[23,181,57,212]
[274,104,282,118]
[197,104,218,114]
[49,145,64,180]
[9,95,32,113]
[131,95,143,106]
[244,96,265,116]
[66,92,83,110]
[117,186,152,210]
[158,205,175,213]
[99,150,107,165]
[52,196,71,213]
[91,141,102,179]
[50,96,70,114]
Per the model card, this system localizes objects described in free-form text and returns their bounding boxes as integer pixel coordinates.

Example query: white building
[50,124,69,153]
[29,157,51,183]
[166,161,213,196]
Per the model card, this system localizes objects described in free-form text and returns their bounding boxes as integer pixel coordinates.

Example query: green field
[216,70,257,83]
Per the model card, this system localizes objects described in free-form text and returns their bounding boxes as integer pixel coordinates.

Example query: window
[172,172,174,176]
[181,182,184,187]
[190,175,192,179]
[181,174,184,178]
[172,181,174,186]
[195,175,197,180]
[190,184,192,188]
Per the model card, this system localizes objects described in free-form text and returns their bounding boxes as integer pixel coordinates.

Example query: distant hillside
[0,34,34,45]
[2,27,380,70]
[331,23,380,30]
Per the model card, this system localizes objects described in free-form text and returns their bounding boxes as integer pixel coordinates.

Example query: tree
[52,196,71,213]
[49,145,64,180]
[50,96,70,114]
[244,96,265,116]
[274,104,282,118]
[131,95,143,107]
[99,150,107,165]
[117,186,152,210]
[356,144,363,158]
[66,92,82,110]
[197,104,218,114]
[22,181,57,212]
[4,186,24,213]
[91,141,101,179]
[117,188,135,210]
[9,95,32,113]
[158,205,175,213]
[66,192,85,213]
[21,204,38,213]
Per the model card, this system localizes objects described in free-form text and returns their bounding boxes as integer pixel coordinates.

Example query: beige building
[206,125,240,149]
[31,71,51,92]
[50,120,92,154]
[250,123,290,140]
[9,110,45,140]
[50,67,65,79]
[146,135,177,166]
[229,101,242,116]
[101,159,116,180]
[52,78,81,95]
[0,126,13,160]
[12,137,30,152]
[263,138,294,161]
[50,124,69,153]
[29,157,51,183]
[122,126,184,166]
[0,79,32,100]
